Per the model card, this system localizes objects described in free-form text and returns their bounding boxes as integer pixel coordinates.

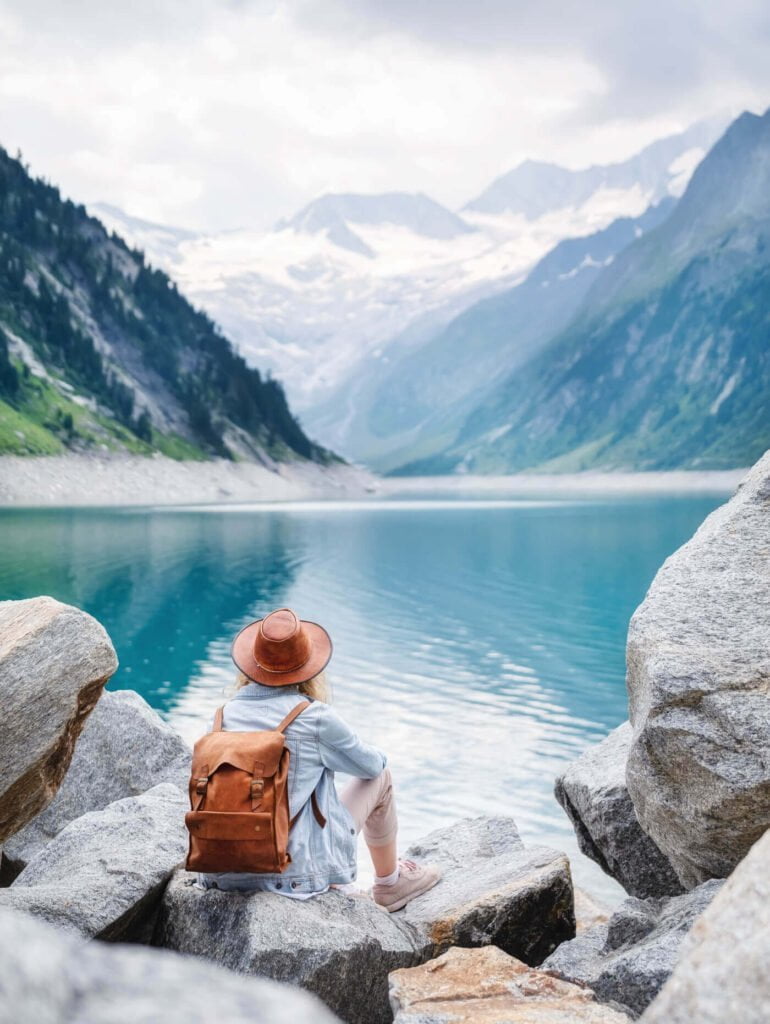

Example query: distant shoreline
[379,468,748,497]
[0,454,747,508]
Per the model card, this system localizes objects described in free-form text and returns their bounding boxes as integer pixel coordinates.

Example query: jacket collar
[232,681,300,701]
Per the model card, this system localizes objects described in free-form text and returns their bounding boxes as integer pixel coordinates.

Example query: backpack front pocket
[185,811,288,873]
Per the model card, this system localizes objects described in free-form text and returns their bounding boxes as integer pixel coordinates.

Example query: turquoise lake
[0,493,726,898]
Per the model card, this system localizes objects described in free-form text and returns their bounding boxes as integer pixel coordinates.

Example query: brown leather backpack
[185,700,326,874]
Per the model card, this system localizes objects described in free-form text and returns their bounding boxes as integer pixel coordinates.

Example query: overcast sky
[0,0,768,232]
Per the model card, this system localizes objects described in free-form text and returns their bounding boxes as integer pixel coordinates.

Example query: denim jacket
[199,682,387,895]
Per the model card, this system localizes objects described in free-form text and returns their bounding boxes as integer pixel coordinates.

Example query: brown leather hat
[231,608,332,686]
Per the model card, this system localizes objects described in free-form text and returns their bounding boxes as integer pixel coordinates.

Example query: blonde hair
[234,669,330,703]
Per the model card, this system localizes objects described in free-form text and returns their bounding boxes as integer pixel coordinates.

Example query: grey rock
[626,453,770,889]
[4,689,190,873]
[555,723,683,898]
[543,879,723,1017]
[640,829,770,1024]
[160,878,417,1024]
[0,783,187,940]
[0,906,341,1024]
[157,816,575,1024]
[400,816,575,964]
[0,597,118,844]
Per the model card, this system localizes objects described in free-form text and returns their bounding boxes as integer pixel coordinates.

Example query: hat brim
[231,618,333,686]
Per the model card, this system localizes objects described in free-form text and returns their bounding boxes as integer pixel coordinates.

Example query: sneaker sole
[376,873,441,913]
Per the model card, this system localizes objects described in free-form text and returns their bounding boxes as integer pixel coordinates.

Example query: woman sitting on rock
[195,607,441,910]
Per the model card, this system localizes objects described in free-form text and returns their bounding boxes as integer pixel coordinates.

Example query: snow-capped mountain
[90,118,725,452]
[464,118,723,218]
[276,192,474,257]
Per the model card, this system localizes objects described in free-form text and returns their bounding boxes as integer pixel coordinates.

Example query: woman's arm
[316,706,387,779]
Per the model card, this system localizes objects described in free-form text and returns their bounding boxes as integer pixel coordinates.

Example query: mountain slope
[410,110,770,474]
[316,199,675,472]
[0,148,332,463]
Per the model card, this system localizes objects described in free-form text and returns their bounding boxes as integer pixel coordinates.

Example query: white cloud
[0,0,767,230]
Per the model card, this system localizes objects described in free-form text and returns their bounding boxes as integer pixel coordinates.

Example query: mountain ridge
[0,148,333,464]
[276,191,474,258]
[92,117,720,431]
[463,117,726,218]
[401,107,770,474]
[312,198,675,472]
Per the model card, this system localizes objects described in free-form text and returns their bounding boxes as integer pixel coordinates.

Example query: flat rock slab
[0,597,117,844]
[640,829,770,1024]
[0,783,187,940]
[0,906,341,1024]
[626,452,770,888]
[157,816,575,1024]
[555,723,683,898]
[4,689,190,873]
[543,878,723,1017]
[389,945,632,1023]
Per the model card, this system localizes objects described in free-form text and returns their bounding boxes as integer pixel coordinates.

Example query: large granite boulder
[3,689,190,874]
[0,906,340,1024]
[157,816,575,1024]
[0,783,187,940]
[542,878,723,1017]
[398,816,574,964]
[555,723,683,898]
[389,945,632,1024]
[626,453,770,889]
[161,879,416,1024]
[640,829,770,1024]
[0,597,117,844]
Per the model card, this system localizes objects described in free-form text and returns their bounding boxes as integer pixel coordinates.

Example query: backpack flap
[191,730,286,778]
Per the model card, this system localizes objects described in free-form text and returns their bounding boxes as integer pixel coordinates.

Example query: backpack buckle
[195,776,209,795]
[250,777,264,810]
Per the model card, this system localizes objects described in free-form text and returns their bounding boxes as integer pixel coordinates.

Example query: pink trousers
[340,767,398,848]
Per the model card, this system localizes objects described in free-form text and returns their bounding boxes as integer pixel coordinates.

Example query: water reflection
[0,495,722,899]
[0,508,303,711]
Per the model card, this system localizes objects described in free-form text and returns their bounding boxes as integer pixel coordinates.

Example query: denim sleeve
[316,706,387,778]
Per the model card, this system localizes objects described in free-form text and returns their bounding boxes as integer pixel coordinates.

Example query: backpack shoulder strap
[212,706,225,732]
[279,701,327,829]
[276,700,311,734]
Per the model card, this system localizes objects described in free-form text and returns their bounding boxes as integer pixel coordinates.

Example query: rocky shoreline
[1,452,769,1022]
[0,452,375,507]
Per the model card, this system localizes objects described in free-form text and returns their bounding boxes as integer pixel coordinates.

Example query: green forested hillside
[400,109,770,474]
[0,148,333,462]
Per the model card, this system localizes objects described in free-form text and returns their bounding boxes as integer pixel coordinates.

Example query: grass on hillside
[0,365,208,460]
